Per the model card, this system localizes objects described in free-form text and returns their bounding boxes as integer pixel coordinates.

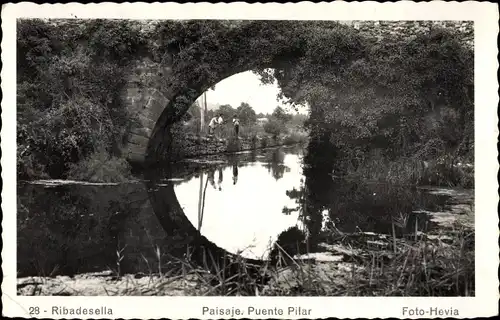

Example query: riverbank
[161,131,307,163]
[268,187,474,296]
[17,187,473,296]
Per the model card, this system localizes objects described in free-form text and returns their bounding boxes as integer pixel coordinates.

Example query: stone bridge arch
[123,20,364,165]
[125,61,277,165]
[124,20,473,165]
[145,63,274,163]
[119,20,473,276]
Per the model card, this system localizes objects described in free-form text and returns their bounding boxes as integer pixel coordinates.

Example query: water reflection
[173,146,305,260]
[232,158,239,185]
[17,183,165,277]
[263,149,290,181]
[17,144,451,278]
[208,167,216,189]
[217,167,223,191]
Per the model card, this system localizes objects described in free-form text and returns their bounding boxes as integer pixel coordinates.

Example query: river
[17,145,460,277]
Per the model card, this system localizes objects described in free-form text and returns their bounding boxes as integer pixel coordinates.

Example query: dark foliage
[17,19,146,179]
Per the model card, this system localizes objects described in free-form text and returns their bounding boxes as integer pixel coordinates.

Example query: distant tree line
[184,100,306,139]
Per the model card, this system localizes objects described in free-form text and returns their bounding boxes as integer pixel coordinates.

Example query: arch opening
[140,21,366,270]
[137,19,473,279]
[142,67,302,272]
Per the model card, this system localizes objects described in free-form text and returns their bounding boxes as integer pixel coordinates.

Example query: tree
[264,118,286,139]
[216,104,236,121]
[290,113,307,127]
[272,106,292,124]
[17,19,144,179]
[259,25,473,166]
[236,102,257,125]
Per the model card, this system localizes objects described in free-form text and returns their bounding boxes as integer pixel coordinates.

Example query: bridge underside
[123,20,472,166]
[123,22,319,276]
[124,21,340,165]
[118,20,473,277]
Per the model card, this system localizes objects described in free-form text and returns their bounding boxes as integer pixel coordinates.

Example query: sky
[197,70,309,115]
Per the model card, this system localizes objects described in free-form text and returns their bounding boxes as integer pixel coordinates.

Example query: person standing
[208,114,223,137]
[208,115,218,136]
[216,114,224,139]
[232,115,240,138]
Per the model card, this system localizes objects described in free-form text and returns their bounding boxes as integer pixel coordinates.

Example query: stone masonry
[123,21,473,165]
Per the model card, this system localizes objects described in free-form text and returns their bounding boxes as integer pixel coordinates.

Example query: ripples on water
[17,145,450,277]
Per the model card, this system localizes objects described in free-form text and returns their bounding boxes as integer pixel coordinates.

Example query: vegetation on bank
[182,102,308,144]
[20,215,474,296]
[16,20,148,181]
[18,20,472,186]
[256,23,473,188]
[17,20,474,296]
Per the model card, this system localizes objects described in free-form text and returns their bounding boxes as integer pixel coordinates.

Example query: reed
[21,227,473,296]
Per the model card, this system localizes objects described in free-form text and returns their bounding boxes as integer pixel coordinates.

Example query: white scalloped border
[2,2,498,319]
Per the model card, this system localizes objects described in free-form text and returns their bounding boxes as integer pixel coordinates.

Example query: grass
[181,120,308,147]
[17,144,472,297]
[282,129,309,145]
[342,155,474,188]
[18,223,474,296]
[17,176,473,297]
[66,149,133,183]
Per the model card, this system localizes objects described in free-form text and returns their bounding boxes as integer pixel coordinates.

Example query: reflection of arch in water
[143,165,267,275]
[17,182,159,276]
[143,144,323,279]
[145,141,308,280]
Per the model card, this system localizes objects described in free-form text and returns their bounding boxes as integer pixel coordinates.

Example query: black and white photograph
[2,2,498,319]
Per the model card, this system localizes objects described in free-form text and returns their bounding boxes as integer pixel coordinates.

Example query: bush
[67,150,132,183]
[269,226,307,266]
[343,154,474,188]
[17,143,49,180]
[282,129,309,145]
[264,119,287,139]
[260,137,269,148]
[17,19,143,180]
